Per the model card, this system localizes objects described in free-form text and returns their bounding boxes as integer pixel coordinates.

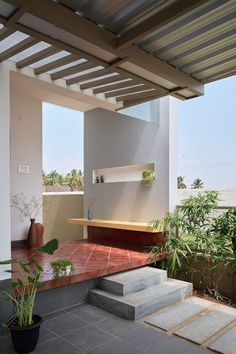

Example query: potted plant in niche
[50,259,74,280]
[0,239,58,354]
[141,168,155,186]
[11,193,45,249]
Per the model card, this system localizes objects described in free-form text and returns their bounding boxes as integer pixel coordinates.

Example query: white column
[168,97,178,212]
[0,63,11,279]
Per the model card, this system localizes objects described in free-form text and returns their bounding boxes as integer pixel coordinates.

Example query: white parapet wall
[177,189,236,207]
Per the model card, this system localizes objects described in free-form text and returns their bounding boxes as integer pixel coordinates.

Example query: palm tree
[65,169,83,191]
[47,170,62,185]
[191,178,204,189]
[177,176,186,189]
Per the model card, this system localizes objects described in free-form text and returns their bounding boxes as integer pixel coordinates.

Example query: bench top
[68,218,162,233]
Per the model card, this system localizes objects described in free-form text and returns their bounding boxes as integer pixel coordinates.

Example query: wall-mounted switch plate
[17,164,30,174]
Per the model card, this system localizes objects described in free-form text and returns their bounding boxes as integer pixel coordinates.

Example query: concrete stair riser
[97,267,167,296]
[89,268,192,320]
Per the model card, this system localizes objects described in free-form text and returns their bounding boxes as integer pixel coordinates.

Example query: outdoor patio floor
[11,240,160,291]
[0,302,210,354]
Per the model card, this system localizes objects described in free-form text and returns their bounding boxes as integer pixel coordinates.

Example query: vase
[28,219,44,249]
[87,207,93,220]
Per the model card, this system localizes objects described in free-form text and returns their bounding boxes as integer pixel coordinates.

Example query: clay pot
[28,219,44,249]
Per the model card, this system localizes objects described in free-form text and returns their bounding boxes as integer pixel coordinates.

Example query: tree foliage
[42,169,84,191]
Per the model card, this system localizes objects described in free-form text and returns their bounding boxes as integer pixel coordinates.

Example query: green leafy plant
[141,169,155,186]
[50,259,74,280]
[149,192,236,302]
[0,239,58,329]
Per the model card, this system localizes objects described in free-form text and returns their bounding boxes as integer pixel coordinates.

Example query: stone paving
[0,302,209,354]
[144,297,236,354]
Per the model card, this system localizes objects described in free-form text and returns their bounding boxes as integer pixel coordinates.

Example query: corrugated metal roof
[0,0,235,108]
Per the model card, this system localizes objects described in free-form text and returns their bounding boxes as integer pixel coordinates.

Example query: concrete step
[97,267,167,296]
[89,279,192,320]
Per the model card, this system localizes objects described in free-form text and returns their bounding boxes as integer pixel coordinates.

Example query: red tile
[11,240,164,292]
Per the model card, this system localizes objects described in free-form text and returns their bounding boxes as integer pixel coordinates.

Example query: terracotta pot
[28,219,44,249]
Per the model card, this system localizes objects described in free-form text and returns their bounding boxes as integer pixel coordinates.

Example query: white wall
[10,91,42,241]
[84,97,177,222]
[0,63,11,279]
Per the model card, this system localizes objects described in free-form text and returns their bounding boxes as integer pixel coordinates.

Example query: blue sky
[43,103,84,174]
[178,76,236,189]
[43,75,236,188]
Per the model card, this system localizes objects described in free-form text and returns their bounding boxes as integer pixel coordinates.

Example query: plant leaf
[37,239,58,255]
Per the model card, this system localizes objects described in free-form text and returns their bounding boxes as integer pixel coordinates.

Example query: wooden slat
[116,89,157,102]
[93,80,138,94]
[16,46,60,69]
[51,61,96,80]
[34,53,78,75]
[66,68,108,85]
[0,27,15,41]
[0,37,38,62]
[105,85,147,98]
[80,75,124,90]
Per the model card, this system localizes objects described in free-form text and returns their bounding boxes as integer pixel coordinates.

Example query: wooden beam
[16,46,60,69]
[121,92,165,108]
[51,61,96,81]
[34,54,78,75]
[80,75,124,90]
[116,0,209,48]
[4,0,204,96]
[0,27,15,41]
[116,89,157,102]
[93,80,138,94]
[124,46,204,96]
[0,37,38,62]
[66,68,108,85]
[105,85,146,98]
[5,6,26,27]
[0,13,171,94]
[4,0,115,50]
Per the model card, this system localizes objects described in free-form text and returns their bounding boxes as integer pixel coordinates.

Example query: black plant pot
[9,315,42,353]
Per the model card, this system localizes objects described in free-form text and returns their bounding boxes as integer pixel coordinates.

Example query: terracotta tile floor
[11,240,161,291]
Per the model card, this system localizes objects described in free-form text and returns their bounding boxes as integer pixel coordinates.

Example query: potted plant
[50,259,74,280]
[0,239,58,353]
[141,169,155,186]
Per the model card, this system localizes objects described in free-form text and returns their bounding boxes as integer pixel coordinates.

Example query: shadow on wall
[43,193,84,242]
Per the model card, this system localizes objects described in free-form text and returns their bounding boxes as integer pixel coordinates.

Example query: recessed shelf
[93,163,155,184]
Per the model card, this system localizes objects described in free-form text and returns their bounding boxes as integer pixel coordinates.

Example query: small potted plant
[0,239,58,354]
[141,169,155,186]
[50,259,75,280]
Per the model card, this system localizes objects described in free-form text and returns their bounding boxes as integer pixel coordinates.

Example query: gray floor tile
[121,325,173,353]
[37,326,58,346]
[43,309,69,322]
[63,324,115,353]
[43,312,88,336]
[0,336,15,354]
[33,337,81,354]
[66,303,113,324]
[89,338,147,354]
[94,315,141,337]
